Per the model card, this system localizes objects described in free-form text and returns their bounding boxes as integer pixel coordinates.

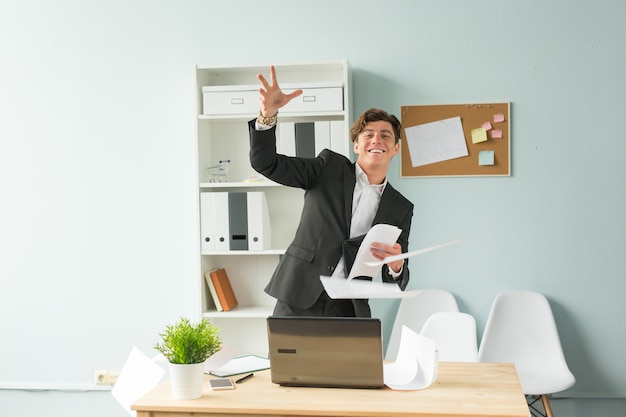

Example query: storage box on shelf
[195,60,352,355]
[202,81,343,116]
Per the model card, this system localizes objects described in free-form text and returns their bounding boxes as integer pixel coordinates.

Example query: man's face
[353,120,400,172]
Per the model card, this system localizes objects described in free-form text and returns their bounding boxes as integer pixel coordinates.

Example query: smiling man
[248,66,414,318]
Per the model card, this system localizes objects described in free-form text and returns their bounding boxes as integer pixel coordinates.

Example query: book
[204,271,223,311]
[208,268,238,311]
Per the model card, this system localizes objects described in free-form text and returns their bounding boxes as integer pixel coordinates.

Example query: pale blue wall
[1,1,624,416]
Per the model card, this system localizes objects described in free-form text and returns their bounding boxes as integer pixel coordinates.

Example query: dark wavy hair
[350,108,402,144]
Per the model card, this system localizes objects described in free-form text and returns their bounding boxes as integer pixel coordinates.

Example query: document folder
[247,192,271,251]
[228,192,248,250]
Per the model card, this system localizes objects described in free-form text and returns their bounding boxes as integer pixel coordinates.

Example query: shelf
[203,305,273,319]
[201,249,285,256]
[195,60,351,355]
[199,181,282,189]
[198,110,346,122]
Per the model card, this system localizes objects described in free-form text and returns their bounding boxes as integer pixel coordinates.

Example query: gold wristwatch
[257,110,278,126]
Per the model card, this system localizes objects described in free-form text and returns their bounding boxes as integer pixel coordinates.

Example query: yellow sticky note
[471,128,488,144]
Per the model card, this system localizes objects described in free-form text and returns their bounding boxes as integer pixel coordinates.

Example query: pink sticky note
[481,121,492,130]
[493,113,505,123]
[491,129,502,139]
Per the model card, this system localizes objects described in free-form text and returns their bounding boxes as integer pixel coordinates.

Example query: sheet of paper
[320,276,422,299]
[384,325,438,390]
[204,344,239,373]
[347,223,401,280]
[405,116,469,167]
[111,347,166,416]
[207,354,270,377]
[365,239,462,267]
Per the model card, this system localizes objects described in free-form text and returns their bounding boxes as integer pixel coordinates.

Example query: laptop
[266,316,385,388]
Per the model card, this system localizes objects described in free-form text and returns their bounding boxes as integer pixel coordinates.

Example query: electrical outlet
[94,369,109,385]
[107,371,119,385]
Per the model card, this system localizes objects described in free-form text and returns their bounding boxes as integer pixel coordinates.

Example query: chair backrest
[385,289,459,361]
[420,312,479,362]
[478,291,575,395]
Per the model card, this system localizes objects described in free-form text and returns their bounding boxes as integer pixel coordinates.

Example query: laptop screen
[266,316,384,388]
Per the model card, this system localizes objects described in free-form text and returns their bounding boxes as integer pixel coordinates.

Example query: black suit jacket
[248,120,414,317]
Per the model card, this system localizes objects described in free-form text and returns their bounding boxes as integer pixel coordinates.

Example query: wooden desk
[132,362,530,417]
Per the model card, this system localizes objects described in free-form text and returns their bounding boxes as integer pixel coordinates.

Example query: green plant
[154,317,222,364]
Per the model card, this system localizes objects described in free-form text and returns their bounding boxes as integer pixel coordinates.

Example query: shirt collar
[355,163,387,194]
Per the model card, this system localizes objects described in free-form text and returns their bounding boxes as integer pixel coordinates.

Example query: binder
[314,121,331,153]
[228,192,248,250]
[295,122,316,158]
[208,268,238,311]
[330,120,344,154]
[213,192,230,251]
[279,122,296,156]
[200,192,216,252]
[247,192,272,251]
[278,121,344,157]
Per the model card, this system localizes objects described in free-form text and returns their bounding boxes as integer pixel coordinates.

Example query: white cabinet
[195,60,352,355]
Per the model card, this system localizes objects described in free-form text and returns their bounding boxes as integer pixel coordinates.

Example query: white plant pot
[168,362,205,400]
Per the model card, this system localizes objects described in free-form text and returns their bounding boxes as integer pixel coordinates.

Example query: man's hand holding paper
[370,241,404,274]
[347,224,402,279]
[321,224,461,299]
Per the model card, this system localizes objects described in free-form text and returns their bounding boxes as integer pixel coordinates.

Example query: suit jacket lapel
[343,164,356,236]
[373,184,397,225]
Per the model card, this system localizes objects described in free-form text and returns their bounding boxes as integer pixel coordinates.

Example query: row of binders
[200,191,271,252]
[204,268,238,311]
[278,121,345,158]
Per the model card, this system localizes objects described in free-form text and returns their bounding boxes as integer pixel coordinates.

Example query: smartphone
[208,377,235,390]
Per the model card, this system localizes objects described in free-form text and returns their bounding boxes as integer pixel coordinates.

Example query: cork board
[400,103,510,177]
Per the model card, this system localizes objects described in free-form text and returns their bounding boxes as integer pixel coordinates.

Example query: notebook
[266,316,385,389]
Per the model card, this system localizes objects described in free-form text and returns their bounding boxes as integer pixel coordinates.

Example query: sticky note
[493,113,505,123]
[471,128,488,144]
[491,129,502,139]
[478,150,495,166]
[481,121,492,130]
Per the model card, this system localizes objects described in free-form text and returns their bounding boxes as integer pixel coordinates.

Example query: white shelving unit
[195,60,352,355]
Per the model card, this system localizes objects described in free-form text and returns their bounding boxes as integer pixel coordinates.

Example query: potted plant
[154,317,222,399]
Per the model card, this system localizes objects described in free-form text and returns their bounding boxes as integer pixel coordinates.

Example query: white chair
[420,312,479,362]
[478,291,575,417]
[385,289,459,361]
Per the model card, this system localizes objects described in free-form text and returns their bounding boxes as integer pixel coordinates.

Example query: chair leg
[526,395,554,417]
[526,395,544,417]
[540,394,554,417]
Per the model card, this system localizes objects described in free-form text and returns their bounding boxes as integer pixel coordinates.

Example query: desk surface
[132,362,530,417]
